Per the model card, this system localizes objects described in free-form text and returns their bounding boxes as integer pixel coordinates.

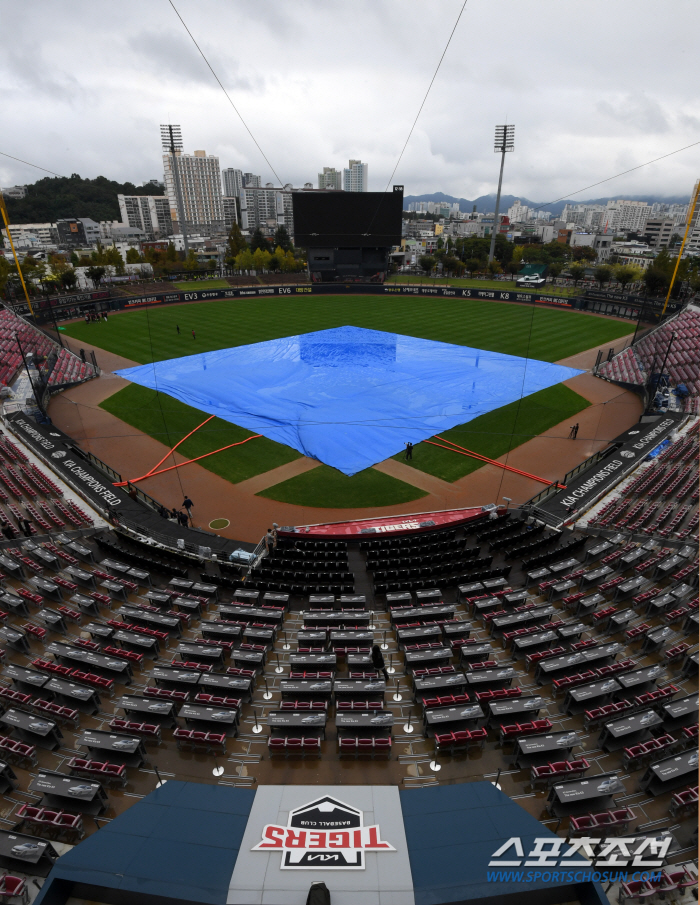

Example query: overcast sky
[1,0,698,202]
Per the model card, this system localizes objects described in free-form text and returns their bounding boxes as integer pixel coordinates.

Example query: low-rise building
[1,222,57,248]
[643,219,675,249]
[1,185,27,200]
[55,218,101,247]
[609,240,655,269]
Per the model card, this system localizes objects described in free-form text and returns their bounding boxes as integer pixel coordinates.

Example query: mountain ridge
[404,191,691,217]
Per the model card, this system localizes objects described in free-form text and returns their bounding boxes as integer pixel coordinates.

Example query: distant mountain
[404,191,691,217]
[4,175,164,225]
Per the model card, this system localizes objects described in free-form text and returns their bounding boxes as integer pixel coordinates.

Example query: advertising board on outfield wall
[15,281,683,325]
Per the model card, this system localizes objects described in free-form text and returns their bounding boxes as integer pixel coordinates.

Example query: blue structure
[116,326,582,476]
[35,781,607,905]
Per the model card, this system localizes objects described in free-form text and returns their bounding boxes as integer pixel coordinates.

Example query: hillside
[4,175,164,224]
[404,191,691,216]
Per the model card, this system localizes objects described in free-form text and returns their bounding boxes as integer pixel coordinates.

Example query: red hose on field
[115,433,262,486]
[425,435,565,488]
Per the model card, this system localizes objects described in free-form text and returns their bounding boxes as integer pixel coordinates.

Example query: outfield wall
[13,282,684,326]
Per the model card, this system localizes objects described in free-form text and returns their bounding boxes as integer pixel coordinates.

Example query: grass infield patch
[257,465,427,509]
[394,383,591,482]
[99,383,300,485]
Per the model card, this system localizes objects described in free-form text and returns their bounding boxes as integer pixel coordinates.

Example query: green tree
[250,228,268,253]
[165,242,178,262]
[85,265,106,288]
[614,263,642,290]
[0,256,12,297]
[69,251,79,266]
[183,249,199,272]
[60,269,77,291]
[235,249,255,271]
[252,248,272,271]
[547,261,563,279]
[273,225,293,253]
[572,245,596,262]
[125,247,142,264]
[4,173,164,224]
[644,267,670,296]
[226,223,247,259]
[487,259,502,276]
[568,262,586,286]
[418,254,436,274]
[594,264,613,289]
[100,245,125,275]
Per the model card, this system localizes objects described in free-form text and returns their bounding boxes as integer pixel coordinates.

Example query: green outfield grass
[100,383,300,484]
[393,383,591,482]
[63,294,632,365]
[386,275,581,296]
[257,465,427,508]
[77,295,629,508]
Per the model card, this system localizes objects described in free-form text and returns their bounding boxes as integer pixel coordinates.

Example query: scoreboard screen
[293,189,403,247]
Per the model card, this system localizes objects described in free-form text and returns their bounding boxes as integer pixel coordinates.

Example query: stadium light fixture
[160,124,189,254]
[488,125,515,263]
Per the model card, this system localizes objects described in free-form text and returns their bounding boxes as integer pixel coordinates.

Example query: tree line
[414,235,699,296]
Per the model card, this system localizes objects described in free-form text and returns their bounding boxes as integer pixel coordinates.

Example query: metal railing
[83,451,163,514]
[523,447,612,509]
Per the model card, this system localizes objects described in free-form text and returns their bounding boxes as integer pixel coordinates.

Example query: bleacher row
[0,306,96,389]
[0,435,93,539]
[589,422,699,539]
[598,305,700,403]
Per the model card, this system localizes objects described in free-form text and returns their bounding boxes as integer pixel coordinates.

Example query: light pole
[488,125,515,263]
[160,124,189,256]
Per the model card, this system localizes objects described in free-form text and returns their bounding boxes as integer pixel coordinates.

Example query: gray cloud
[0,0,698,200]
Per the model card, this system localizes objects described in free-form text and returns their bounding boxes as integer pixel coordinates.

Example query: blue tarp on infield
[116,326,583,476]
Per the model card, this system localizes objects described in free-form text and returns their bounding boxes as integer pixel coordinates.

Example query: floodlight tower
[488,124,514,263]
[160,124,189,255]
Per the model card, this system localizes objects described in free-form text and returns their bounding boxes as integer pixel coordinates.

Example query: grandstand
[0,383,693,903]
[0,307,96,392]
[598,305,700,414]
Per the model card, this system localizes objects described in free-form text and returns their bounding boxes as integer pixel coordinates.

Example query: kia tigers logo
[252,795,395,869]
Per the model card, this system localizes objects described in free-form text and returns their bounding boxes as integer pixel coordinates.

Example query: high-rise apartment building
[239,185,294,236]
[222,168,244,198]
[162,149,224,233]
[118,195,173,238]
[243,173,261,188]
[222,197,239,233]
[343,160,368,192]
[685,179,700,257]
[507,200,529,222]
[603,200,650,234]
[318,167,342,190]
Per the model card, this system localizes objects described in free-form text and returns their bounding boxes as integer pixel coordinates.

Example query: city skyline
[0,1,697,202]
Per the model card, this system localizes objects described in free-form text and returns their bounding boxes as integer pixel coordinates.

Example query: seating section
[0,420,693,874]
[0,307,96,388]
[588,422,698,540]
[598,305,700,401]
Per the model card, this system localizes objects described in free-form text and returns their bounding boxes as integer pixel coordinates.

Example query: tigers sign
[252,795,395,870]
